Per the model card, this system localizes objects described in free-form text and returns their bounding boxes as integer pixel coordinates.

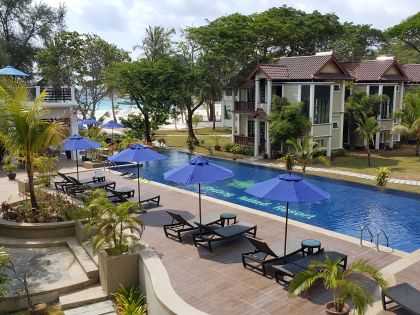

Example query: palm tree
[355,114,381,166]
[289,257,388,315]
[287,137,330,172]
[391,88,420,156]
[0,80,67,209]
[87,191,144,256]
[135,25,175,62]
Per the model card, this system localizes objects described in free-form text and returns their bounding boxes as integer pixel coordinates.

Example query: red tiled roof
[342,60,407,82]
[401,64,420,83]
[259,64,289,80]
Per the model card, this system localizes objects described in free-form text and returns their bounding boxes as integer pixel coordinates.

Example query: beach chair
[163,211,223,242]
[66,176,116,196]
[54,172,94,193]
[382,283,420,314]
[242,237,303,276]
[273,250,347,284]
[107,188,160,207]
[193,221,257,252]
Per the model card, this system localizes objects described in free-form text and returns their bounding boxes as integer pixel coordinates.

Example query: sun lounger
[107,188,160,207]
[163,211,223,242]
[273,250,347,284]
[382,283,420,314]
[54,172,94,193]
[242,237,303,276]
[66,176,116,196]
[193,221,257,252]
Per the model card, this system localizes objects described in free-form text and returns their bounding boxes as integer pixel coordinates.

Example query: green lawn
[155,127,231,136]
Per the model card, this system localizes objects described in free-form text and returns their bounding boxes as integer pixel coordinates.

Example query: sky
[43,0,418,56]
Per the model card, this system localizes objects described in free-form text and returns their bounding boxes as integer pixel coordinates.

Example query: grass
[155,127,231,136]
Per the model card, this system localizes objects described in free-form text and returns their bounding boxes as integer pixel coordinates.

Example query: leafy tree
[355,114,381,166]
[287,137,330,172]
[120,114,145,140]
[135,25,174,62]
[269,96,311,153]
[37,31,130,119]
[0,80,67,209]
[0,0,65,71]
[107,58,178,142]
[385,12,420,55]
[391,87,420,156]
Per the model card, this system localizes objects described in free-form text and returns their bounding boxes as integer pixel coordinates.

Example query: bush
[331,148,346,159]
[223,143,234,152]
[186,137,195,153]
[279,152,295,171]
[34,156,58,187]
[231,144,241,160]
[113,285,147,315]
[376,167,391,187]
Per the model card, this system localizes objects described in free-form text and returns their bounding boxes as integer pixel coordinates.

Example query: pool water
[117,150,420,253]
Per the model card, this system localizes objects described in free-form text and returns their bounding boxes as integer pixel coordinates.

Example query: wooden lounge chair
[66,176,116,196]
[107,188,160,207]
[193,221,257,252]
[273,250,347,284]
[163,211,223,242]
[54,172,94,193]
[382,283,420,314]
[242,237,303,276]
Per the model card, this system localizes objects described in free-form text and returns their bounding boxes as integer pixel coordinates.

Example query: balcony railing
[28,86,75,102]
[234,135,254,147]
[234,101,255,113]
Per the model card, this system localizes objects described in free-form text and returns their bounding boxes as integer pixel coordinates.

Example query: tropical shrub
[289,257,388,315]
[279,152,295,171]
[34,156,58,187]
[1,154,17,174]
[376,167,391,187]
[186,137,195,153]
[113,285,147,315]
[355,113,381,166]
[223,143,234,152]
[287,137,330,173]
[231,144,241,160]
[192,115,201,129]
[0,248,10,297]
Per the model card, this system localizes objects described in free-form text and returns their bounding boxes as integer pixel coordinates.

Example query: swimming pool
[116,150,420,253]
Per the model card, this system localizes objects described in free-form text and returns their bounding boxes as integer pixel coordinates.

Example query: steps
[60,284,108,310]
[67,239,99,280]
[64,300,116,315]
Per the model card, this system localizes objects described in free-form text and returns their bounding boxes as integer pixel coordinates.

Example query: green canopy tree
[385,12,420,55]
[0,80,67,209]
[392,87,420,156]
[0,0,65,72]
[269,96,311,153]
[37,31,130,119]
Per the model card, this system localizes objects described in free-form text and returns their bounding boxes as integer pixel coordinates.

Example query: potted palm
[87,193,144,294]
[289,257,388,315]
[2,154,17,180]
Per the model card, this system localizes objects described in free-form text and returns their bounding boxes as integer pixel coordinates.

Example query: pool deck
[2,161,420,315]
[92,171,419,315]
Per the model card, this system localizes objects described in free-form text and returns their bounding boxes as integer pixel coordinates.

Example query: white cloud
[44,0,418,55]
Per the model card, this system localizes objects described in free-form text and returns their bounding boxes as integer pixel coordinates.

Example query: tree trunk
[212,101,216,130]
[144,113,152,143]
[26,156,38,210]
[416,139,419,156]
[111,92,117,121]
[186,110,199,144]
[367,145,372,166]
[302,164,306,173]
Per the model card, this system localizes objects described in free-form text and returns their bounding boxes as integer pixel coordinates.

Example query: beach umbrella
[62,134,102,180]
[101,120,124,138]
[108,144,166,206]
[78,123,86,130]
[246,173,330,263]
[164,156,234,224]
[80,118,101,125]
[0,66,28,77]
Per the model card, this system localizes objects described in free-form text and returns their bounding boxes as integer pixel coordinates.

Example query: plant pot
[325,302,350,315]
[29,302,47,315]
[7,173,16,180]
[214,145,221,151]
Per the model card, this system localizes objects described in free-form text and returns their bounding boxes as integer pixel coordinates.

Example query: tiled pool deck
[2,164,419,315]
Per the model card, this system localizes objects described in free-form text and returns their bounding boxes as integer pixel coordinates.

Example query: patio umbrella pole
[283,201,289,264]
[137,162,141,206]
[76,150,79,180]
[199,183,202,224]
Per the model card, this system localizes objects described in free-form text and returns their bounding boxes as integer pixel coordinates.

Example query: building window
[333,122,338,128]
[247,89,255,102]
[224,105,232,120]
[260,79,266,103]
[382,86,395,119]
[247,120,255,137]
[345,86,352,101]
[369,85,379,95]
[225,89,232,97]
[273,85,282,98]
[395,85,399,92]
[334,84,341,92]
[314,85,330,124]
[301,85,310,117]
[317,139,325,147]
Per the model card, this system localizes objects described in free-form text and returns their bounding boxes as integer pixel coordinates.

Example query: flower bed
[1,190,84,223]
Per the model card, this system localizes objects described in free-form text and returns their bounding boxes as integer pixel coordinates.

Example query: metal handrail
[376,229,389,250]
[360,225,373,245]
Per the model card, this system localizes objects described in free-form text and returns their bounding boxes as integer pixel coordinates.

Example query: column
[376,85,383,150]
[231,112,236,143]
[266,123,271,158]
[266,80,272,114]
[327,137,332,157]
[309,84,315,136]
[70,108,79,160]
[35,86,41,99]
[375,132,380,150]
[390,134,394,149]
[255,79,260,110]
[266,80,272,158]
[70,86,76,102]
[254,118,260,157]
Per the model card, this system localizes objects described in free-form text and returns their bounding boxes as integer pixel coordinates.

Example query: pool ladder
[360,226,389,250]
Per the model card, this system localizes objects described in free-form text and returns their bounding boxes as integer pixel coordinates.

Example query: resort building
[221,53,420,158]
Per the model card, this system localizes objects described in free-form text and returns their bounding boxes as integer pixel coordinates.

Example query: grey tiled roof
[401,64,420,83]
[342,60,407,82]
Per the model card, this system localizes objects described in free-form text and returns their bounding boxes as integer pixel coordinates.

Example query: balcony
[234,135,254,147]
[28,86,75,103]
[234,101,255,113]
